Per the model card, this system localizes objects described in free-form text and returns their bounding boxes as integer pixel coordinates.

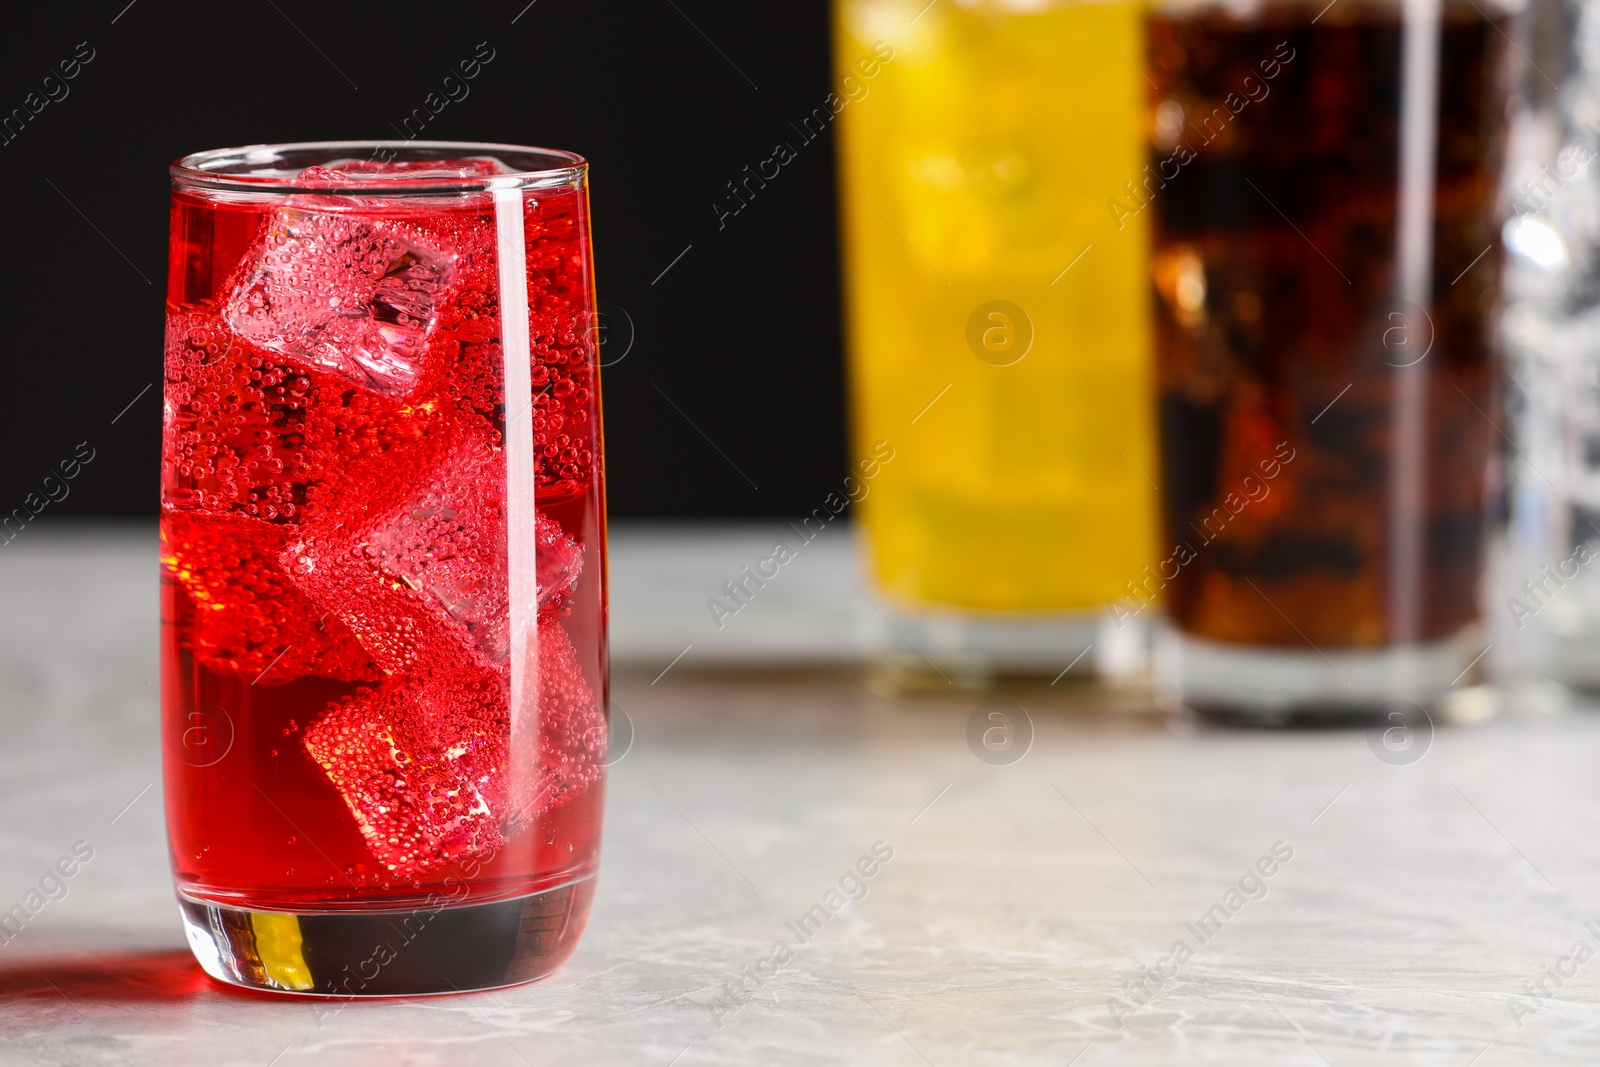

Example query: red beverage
[161,144,607,994]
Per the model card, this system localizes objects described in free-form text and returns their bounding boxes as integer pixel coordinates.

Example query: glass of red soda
[162,142,608,995]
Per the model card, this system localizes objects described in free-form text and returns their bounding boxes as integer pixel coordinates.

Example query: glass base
[1547,630,1600,691]
[1156,628,1498,726]
[179,875,594,996]
[865,607,1146,693]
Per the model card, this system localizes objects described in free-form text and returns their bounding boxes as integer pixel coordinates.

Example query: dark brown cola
[1141,2,1509,647]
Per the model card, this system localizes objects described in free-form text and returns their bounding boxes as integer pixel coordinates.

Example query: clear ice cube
[503,617,607,829]
[301,618,605,876]
[282,430,584,674]
[296,158,511,185]
[224,205,455,396]
[302,664,506,877]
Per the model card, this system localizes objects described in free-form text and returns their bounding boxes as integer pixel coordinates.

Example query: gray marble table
[2,523,1598,1064]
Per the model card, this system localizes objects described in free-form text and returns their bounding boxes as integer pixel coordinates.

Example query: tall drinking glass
[1500,0,1600,693]
[162,142,608,994]
[1146,0,1512,720]
[835,0,1159,684]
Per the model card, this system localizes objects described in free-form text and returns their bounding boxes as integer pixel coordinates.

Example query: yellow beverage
[836,0,1157,616]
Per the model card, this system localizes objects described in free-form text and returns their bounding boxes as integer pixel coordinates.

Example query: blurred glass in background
[834,0,1159,686]
[1147,0,1513,720]
[1502,0,1600,691]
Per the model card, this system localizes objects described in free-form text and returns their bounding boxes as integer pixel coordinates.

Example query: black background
[0,1,843,519]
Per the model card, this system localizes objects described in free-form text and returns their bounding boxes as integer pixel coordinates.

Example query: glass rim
[171,140,588,196]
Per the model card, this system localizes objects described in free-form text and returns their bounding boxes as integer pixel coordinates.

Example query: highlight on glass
[161,142,608,994]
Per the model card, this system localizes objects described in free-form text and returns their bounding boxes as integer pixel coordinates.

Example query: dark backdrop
[0,0,843,519]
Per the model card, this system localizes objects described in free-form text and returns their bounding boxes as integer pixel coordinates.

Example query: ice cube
[161,511,380,685]
[284,429,584,673]
[301,618,605,876]
[296,158,511,185]
[223,205,456,396]
[360,435,510,663]
[301,664,506,878]
[283,431,503,672]
[502,617,607,830]
[535,511,584,614]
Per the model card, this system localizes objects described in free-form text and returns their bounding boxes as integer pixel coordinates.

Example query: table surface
[3,524,1599,1065]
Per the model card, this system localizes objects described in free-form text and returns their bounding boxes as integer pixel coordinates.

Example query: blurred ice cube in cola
[224,204,456,395]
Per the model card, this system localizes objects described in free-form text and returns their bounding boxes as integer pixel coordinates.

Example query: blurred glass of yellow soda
[835,0,1158,653]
